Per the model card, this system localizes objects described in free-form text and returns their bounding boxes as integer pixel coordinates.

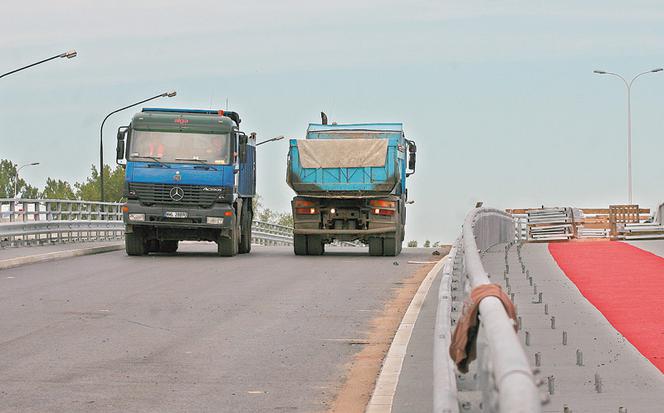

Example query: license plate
[164,211,188,218]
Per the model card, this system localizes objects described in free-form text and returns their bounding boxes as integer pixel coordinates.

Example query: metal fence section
[0,199,124,247]
[0,198,298,248]
[251,221,293,246]
[434,207,541,413]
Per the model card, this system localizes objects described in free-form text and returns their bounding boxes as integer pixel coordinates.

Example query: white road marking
[365,257,445,413]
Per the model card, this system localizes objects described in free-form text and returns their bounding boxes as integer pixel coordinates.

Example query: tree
[22,185,40,199]
[252,193,293,227]
[424,240,431,248]
[75,164,125,202]
[0,159,39,198]
[276,212,293,227]
[407,240,418,247]
[433,241,440,248]
[43,178,77,200]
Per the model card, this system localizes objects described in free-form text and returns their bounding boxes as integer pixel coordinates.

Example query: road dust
[327,246,450,413]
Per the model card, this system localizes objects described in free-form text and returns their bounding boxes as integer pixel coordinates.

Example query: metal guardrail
[0,199,124,246]
[434,208,540,413]
[251,220,293,246]
[0,198,296,248]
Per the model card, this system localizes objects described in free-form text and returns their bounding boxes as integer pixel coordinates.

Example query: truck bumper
[293,226,397,236]
[123,201,234,232]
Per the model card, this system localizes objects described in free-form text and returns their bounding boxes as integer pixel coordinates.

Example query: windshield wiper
[175,157,208,163]
[174,158,217,170]
[133,156,171,168]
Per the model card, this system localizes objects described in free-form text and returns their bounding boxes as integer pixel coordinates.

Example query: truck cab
[287,120,416,256]
[116,108,256,256]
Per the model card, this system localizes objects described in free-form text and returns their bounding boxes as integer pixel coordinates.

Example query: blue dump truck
[286,116,416,256]
[115,108,256,256]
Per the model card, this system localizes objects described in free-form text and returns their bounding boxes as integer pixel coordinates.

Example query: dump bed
[287,123,406,197]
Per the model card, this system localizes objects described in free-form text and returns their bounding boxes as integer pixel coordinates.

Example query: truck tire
[239,203,252,254]
[368,237,383,256]
[159,240,178,253]
[307,235,324,255]
[218,229,238,257]
[383,235,399,257]
[125,232,146,256]
[294,234,307,255]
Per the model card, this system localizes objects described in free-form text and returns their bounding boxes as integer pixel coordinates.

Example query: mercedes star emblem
[169,186,184,201]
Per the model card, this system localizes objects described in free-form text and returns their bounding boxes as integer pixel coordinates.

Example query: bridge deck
[0,244,434,412]
[483,241,664,412]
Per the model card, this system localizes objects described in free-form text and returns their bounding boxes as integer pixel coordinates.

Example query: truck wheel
[159,240,178,253]
[368,237,383,256]
[125,232,146,256]
[307,235,324,255]
[239,204,252,254]
[218,228,238,257]
[294,234,307,255]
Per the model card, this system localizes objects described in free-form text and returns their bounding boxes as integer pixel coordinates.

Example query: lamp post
[593,68,663,204]
[1,51,77,79]
[256,135,285,146]
[99,91,176,202]
[15,162,40,198]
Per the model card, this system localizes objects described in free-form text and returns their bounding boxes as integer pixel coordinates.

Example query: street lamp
[256,135,285,146]
[99,91,177,202]
[0,50,77,79]
[15,162,40,198]
[593,68,663,204]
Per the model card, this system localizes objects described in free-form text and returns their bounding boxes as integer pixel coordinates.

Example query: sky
[2,0,664,243]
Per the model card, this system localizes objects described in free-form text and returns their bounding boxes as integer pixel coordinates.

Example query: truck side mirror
[116,126,128,164]
[406,140,416,176]
[408,153,416,172]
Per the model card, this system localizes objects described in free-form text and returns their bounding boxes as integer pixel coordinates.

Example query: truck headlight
[128,213,145,221]
[206,217,225,225]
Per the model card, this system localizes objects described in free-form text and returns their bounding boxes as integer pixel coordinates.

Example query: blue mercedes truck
[116,108,256,256]
[286,116,416,256]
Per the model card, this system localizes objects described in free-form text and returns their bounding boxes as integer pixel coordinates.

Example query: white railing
[0,198,295,248]
[434,207,541,413]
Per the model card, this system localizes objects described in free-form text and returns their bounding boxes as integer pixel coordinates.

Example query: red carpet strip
[548,241,664,373]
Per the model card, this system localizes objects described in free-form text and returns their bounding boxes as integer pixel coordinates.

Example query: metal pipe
[460,208,541,413]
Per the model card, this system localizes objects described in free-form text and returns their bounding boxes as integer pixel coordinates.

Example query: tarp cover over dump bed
[287,123,406,197]
[297,139,388,169]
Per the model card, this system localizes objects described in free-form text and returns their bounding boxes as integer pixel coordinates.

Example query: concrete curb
[0,244,124,271]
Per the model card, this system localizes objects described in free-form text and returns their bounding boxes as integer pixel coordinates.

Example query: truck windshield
[128,130,231,165]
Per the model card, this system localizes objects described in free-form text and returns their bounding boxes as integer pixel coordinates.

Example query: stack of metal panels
[621,223,664,240]
[527,208,573,241]
[578,227,610,238]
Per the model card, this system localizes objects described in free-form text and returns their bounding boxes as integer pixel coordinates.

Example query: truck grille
[129,183,226,207]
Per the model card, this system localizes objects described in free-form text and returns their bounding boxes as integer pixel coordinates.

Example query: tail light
[372,208,395,216]
[294,199,316,207]
[369,199,396,208]
[369,199,396,216]
[295,207,318,215]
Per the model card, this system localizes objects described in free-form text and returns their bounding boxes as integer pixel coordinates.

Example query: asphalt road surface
[0,244,435,413]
